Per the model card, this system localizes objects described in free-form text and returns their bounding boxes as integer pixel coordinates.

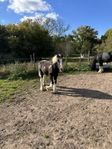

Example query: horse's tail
[90,56,97,70]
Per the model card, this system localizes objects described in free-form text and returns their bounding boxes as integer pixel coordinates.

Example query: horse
[38,54,63,93]
[90,52,112,73]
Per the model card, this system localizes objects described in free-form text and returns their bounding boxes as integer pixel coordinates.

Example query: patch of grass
[0,79,37,103]
[44,134,50,139]
[0,62,39,103]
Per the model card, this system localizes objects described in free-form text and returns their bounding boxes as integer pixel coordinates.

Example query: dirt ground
[0,73,112,149]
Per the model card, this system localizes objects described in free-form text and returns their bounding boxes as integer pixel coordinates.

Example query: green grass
[0,62,39,103]
[0,61,92,103]
[0,79,37,103]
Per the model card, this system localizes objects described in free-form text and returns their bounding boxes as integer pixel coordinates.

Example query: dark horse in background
[90,52,112,73]
[38,54,63,93]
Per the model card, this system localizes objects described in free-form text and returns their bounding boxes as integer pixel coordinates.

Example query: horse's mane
[52,55,58,64]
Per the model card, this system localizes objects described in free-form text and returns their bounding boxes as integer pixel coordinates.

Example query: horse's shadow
[57,86,112,100]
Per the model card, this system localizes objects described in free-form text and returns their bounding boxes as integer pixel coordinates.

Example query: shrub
[0,62,38,80]
[63,62,91,73]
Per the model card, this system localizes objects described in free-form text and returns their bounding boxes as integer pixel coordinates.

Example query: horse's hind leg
[38,71,44,91]
[39,77,44,91]
[46,75,53,91]
[43,75,45,86]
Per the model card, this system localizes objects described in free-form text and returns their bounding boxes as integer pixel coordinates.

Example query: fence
[0,56,93,65]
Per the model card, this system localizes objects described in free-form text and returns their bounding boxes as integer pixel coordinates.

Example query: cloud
[46,12,59,20]
[20,12,59,24]
[8,0,52,13]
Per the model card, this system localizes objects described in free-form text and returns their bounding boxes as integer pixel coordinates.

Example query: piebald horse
[38,54,63,93]
[90,52,112,73]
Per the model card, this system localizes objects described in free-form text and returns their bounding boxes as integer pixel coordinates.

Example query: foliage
[71,26,98,56]
[97,29,112,52]
[53,35,73,56]
[0,18,69,62]
[0,25,9,54]
[63,61,91,73]
[6,21,54,59]
[0,62,38,80]
[43,18,69,37]
[1,21,112,63]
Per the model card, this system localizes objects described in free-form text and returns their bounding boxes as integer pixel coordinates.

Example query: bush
[0,61,92,80]
[63,62,91,73]
[0,62,38,80]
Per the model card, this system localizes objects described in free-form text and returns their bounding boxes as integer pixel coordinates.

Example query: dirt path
[0,73,112,149]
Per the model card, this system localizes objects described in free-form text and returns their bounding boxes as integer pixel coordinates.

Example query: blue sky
[0,0,112,37]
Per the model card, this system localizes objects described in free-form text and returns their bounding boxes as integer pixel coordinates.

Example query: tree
[98,29,112,52]
[6,21,54,59]
[52,35,73,58]
[42,18,69,37]
[6,24,21,58]
[71,26,98,56]
[0,25,9,54]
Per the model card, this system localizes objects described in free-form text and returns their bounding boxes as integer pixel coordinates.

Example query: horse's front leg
[98,66,103,73]
[98,61,103,73]
[53,75,58,93]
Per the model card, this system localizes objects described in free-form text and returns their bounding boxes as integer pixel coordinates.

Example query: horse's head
[57,54,63,72]
[52,54,63,72]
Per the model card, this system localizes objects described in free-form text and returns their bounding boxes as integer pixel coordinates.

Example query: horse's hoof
[40,88,46,91]
[46,86,49,91]
[98,71,103,73]
[40,89,43,91]
[40,87,45,91]
[46,86,52,91]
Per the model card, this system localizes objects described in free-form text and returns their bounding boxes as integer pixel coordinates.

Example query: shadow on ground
[57,86,112,100]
